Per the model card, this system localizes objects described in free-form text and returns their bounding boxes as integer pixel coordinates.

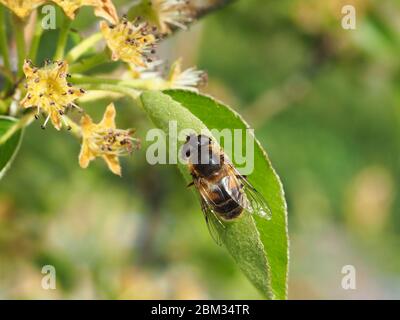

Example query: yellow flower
[100,16,158,67]
[0,0,45,19]
[79,103,139,176]
[51,0,119,24]
[20,59,85,130]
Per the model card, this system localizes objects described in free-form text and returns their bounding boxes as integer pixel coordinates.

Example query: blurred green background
[1,0,400,299]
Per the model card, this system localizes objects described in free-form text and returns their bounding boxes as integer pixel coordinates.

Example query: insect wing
[195,179,225,245]
[240,176,272,220]
[200,198,224,246]
[225,161,272,220]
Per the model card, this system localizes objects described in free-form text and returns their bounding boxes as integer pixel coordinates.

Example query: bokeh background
[1,0,400,299]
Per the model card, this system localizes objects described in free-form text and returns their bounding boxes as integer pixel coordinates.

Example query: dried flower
[130,0,193,34]
[100,16,158,67]
[52,0,119,24]
[0,0,45,19]
[128,59,164,79]
[165,58,207,90]
[79,103,140,176]
[150,0,193,33]
[125,58,206,91]
[20,60,85,130]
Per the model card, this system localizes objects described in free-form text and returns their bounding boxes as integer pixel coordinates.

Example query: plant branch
[71,74,156,91]
[13,15,26,77]
[0,98,8,113]
[0,112,35,145]
[0,5,11,72]
[64,115,81,138]
[28,12,44,63]
[65,32,103,63]
[194,0,237,20]
[78,82,140,101]
[54,16,72,60]
[0,65,14,83]
[69,51,109,73]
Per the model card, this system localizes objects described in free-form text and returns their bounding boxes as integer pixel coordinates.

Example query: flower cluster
[21,60,84,130]
[8,0,206,175]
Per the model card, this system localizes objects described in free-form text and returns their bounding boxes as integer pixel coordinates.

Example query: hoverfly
[182,134,271,244]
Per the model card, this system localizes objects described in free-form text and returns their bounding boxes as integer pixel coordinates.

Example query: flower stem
[71,74,158,91]
[78,82,140,100]
[0,98,8,113]
[65,115,81,138]
[69,51,109,74]
[13,15,26,77]
[66,32,103,63]
[195,0,237,20]
[0,112,35,145]
[28,12,44,63]
[0,6,11,72]
[0,65,14,83]
[54,16,72,60]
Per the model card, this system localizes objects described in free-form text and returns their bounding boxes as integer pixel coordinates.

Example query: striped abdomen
[208,175,244,220]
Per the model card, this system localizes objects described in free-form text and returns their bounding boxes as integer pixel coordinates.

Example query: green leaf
[140,90,289,299]
[0,116,24,180]
[164,90,289,299]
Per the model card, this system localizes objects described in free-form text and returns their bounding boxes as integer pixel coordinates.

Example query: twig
[28,12,44,63]
[78,82,140,101]
[0,112,35,145]
[69,51,109,73]
[54,16,72,60]
[194,0,237,20]
[13,15,26,77]
[65,32,103,63]
[0,6,11,72]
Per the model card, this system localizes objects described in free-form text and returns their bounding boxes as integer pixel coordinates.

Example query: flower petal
[103,154,121,176]
[50,110,62,131]
[80,114,94,134]
[0,0,45,19]
[79,142,95,168]
[99,103,116,129]
[52,0,118,23]
[93,0,119,24]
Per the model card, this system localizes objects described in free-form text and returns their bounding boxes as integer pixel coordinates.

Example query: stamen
[42,114,51,129]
